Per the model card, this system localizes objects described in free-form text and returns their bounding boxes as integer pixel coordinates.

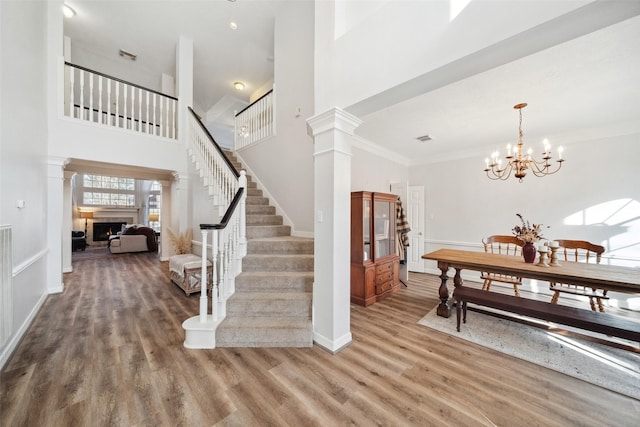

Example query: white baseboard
[0,292,48,371]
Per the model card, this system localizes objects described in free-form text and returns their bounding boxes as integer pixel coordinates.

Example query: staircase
[214,152,314,347]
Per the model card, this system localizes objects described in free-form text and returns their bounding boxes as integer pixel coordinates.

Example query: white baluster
[123,84,128,129]
[211,229,219,321]
[200,230,209,322]
[98,76,103,124]
[107,78,112,125]
[88,73,94,122]
[145,91,150,133]
[131,86,136,130]
[159,96,165,137]
[79,69,85,120]
[68,66,75,118]
[115,81,120,127]
[152,93,157,135]
[137,88,142,132]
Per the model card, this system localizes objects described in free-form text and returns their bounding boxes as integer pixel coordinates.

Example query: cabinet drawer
[376,262,393,274]
[376,271,393,284]
[375,280,392,294]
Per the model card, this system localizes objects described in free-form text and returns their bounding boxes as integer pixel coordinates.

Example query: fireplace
[93,222,126,242]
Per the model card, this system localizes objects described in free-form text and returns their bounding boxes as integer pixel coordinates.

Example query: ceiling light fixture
[484,103,564,182]
[63,4,76,18]
[234,81,245,91]
[230,22,238,30]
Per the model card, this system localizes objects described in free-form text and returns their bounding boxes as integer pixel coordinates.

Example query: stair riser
[242,256,314,272]
[246,205,276,215]
[235,274,313,292]
[226,300,311,317]
[247,240,313,254]
[246,215,283,226]
[247,188,263,197]
[246,197,269,206]
[216,329,313,348]
[247,226,291,238]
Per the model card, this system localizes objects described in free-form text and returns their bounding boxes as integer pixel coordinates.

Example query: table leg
[437,264,451,318]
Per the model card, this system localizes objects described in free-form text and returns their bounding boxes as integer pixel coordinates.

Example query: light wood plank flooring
[1,251,638,426]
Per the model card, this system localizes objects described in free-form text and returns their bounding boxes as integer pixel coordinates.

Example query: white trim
[0,292,48,370]
[313,330,352,354]
[13,249,48,277]
[352,135,410,166]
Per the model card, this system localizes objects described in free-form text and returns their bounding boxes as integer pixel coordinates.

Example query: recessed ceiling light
[416,135,433,142]
[230,22,237,30]
[63,4,76,18]
[234,81,245,91]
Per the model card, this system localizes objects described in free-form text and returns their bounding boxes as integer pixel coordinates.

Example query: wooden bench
[454,286,640,343]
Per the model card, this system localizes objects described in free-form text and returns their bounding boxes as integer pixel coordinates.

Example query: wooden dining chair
[481,235,524,296]
[549,239,607,312]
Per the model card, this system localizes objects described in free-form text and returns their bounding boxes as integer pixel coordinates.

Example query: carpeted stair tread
[242,254,314,272]
[246,214,283,226]
[247,236,314,254]
[235,271,313,292]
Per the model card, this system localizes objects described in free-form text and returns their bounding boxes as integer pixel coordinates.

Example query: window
[148,181,162,232]
[81,174,136,207]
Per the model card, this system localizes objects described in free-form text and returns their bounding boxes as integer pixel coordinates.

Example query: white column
[47,157,69,294]
[176,36,193,145]
[62,171,75,273]
[306,107,361,353]
[170,172,191,253]
[159,179,171,261]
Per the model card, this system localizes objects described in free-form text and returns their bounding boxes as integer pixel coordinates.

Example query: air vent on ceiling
[119,49,137,61]
[416,134,432,142]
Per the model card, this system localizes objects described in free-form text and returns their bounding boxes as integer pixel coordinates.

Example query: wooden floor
[1,251,638,426]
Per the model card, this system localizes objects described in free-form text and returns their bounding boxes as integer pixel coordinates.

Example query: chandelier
[484,103,564,182]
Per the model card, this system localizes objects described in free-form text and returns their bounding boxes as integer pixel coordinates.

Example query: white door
[407,186,425,272]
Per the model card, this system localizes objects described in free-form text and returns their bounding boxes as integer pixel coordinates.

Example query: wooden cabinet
[351,191,401,306]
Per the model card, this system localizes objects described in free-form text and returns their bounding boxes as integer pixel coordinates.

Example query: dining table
[422,248,640,318]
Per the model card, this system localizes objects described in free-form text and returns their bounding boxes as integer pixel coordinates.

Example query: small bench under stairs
[215,152,314,347]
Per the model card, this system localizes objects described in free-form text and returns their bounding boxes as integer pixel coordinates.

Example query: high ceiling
[62,1,640,166]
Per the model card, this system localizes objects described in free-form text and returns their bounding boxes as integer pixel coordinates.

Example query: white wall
[351,146,408,194]
[0,1,49,367]
[237,0,315,235]
[410,133,640,270]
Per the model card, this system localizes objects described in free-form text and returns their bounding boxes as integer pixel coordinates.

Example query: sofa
[109,225,158,254]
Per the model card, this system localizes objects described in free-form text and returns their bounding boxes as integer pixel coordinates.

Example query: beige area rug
[418,306,640,400]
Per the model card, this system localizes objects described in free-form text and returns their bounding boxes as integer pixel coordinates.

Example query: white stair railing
[234,89,275,150]
[64,62,178,139]
[183,108,247,349]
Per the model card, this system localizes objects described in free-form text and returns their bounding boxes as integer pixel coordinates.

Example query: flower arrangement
[512,213,546,243]
[167,228,193,254]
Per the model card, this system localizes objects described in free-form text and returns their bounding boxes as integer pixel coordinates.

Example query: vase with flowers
[512,213,546,263]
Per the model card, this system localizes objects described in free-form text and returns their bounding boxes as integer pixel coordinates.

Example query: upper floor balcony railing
[234,89,274,150]
[64,62,178,139]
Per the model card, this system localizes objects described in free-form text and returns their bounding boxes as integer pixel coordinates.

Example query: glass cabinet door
[363,199,371,261]
[373,199,394,259]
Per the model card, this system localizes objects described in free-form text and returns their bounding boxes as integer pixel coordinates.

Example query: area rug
[418,306,640,400]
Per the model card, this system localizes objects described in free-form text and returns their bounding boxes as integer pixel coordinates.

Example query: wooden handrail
[188,107,239,178]
[234,89,273,117]
[65,61,178,100]
[200,188,244,230]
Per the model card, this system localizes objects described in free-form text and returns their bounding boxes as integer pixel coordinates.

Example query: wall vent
[416,135,432,142]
